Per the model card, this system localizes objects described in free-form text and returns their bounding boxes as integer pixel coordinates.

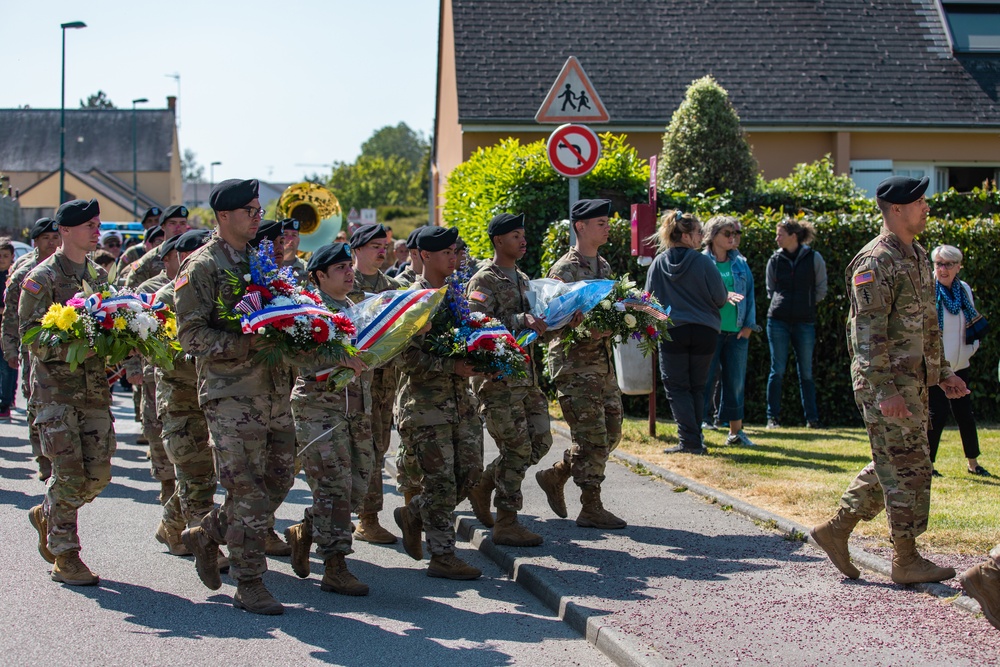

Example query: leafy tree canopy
[80,90,115,109]
[181,149,205,182]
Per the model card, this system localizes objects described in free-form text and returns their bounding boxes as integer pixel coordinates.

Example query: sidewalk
[392,422,1000,666]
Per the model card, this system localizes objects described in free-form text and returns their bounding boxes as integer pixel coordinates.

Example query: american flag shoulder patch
[175,274,189,290]
[22,278,42,295]
[469,290,488,303]
[853,271,874,286]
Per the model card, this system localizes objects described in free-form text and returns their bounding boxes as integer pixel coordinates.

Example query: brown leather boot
[427,552,481,580]
[959,554,1000,630]
[393,504,423,560]
[403,490,417,506]
[233,578,284,615]
[321,554,370,596]
[492,509,543,547]
[51,551,99,586]
[285,521,313,579]
[467,475,496,527]
[891,538,956,584]
[159,479,176,506]
[155,520,191,556]
[536,461,571,518]
[809,508,861,579]
[28,504,55,564]
[354,512,398,545]
[576,487,627,529]
[181,525,222,590]
[265,528,292,556]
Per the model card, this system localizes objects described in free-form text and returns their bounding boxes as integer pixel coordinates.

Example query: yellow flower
[55,305,80,331]
[113,316,127,331]
[162,318,177,339]
[40,305,61,329]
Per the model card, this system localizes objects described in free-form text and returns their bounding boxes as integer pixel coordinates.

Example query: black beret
[281,218,300,232]
[349,223,387,249]
[487,213,525,238]
[416,226,459,252]
[29,217,58,239]
[175,229,212,254]
[875,176,929,205]
[55,198,100,227]
[306,242,352,273]
[571,198,612,222]
[252,219,283,246]
[141,206,162,222]
[405,227,423,249]
[158,234,183,259]
[210,178,259,211]
[145,225,165,243]
[159,205,188,223]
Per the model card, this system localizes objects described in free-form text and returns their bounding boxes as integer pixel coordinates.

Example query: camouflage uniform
[282,256,309,286]
[394,265,417,288]
[546,248,623,489]
[397,275,483,555]
[19,251,114,556]
[348,270,402,516]
[123,248,165,289]
[118,243,145,269]
[467,259,551,512]
[290,292,375,559]
[839,228,953,542]
[175,236,296,582]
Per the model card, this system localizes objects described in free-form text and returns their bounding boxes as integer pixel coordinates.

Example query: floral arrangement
[23,265,178,372]
[563,277,671,356]
[223,240,357,365]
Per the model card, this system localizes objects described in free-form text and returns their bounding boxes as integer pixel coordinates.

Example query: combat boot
[181,525,222,590]
[576,487,627,529]
[321,554,370,596]
[155,520,191,556]
[354,512,398,545]
[468,475,495,527]
[394,504,424,560]
[891,538,956,584]
[27,504,55,563]
[959,556,1000,630]
[233,578,284,615]
[265,528,292,556]
[159,479,175,506]
[50,551,99,586]
[809,508,861,579]
[536,460,571,518]
[285,521,313,579]
[403,490,418,506]
[492,509,543,547]
[427,552,481,580]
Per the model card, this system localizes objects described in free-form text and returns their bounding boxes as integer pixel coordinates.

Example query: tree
[80,90,116,109]
[326,155,423,211]
[658,75,757,198]
[360,122,429,173]
[181,149,205,182]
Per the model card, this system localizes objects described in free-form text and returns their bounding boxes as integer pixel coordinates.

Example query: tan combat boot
[265,528,293,556]
[427,552,481,580]
[576,487,627,529]
[159,479,176,506]
[891,537,956,584]
[403,490,418,506]
[27,504,55,563]
[51,551,99,586]
[181,525,222,590]
[285,521,313,579]
[321,554,370,596]
[467,475,496,527]
[536,461,571,518]
[492,509,543,547]
[393,504,423,560]
[355,512,398,545]
[155,520,191,556]
[233,578,284,615]
[809,508,861,579]
[959,553,1000,630]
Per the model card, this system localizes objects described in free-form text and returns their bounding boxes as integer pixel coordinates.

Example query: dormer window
[941,1,1000,52]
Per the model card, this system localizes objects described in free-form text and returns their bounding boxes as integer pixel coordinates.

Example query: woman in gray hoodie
[645,211,728,453]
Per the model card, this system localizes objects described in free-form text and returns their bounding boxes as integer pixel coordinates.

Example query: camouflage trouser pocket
[36,404,73,461]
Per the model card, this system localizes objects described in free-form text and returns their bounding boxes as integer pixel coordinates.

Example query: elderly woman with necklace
[929,244,989,477]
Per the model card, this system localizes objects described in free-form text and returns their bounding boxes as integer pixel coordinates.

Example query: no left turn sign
[546,123,601,178]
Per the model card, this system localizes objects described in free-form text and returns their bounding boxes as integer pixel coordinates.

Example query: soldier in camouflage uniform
[122,206,190,289]
[176,179,295,615]
[3,217,61,480]
[393,227,424,288]
[22,199,113,586]
[811,176,967,585]
[346,223,401,545]
[280,218,309,285]
[960,545,1000,631]
[284,242,374,596]
[393,226,483,580]
[465,213,551,546]
[536,199,627,530]
[117,206,162,268]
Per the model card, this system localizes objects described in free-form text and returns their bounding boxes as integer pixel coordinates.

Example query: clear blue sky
[1,0,439,184]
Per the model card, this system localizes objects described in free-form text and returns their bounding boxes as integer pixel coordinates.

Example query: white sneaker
[725,431,756,447]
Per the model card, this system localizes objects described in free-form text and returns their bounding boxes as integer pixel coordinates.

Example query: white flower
[600,300,612,310]
[129,312,159,340]
[624,314,637,328]
[244,274,252,281]
[614,302,626,312]
[574,324,591,338]
[272,296,294,307]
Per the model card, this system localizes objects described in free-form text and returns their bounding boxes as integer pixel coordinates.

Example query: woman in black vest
[764,218,827,428]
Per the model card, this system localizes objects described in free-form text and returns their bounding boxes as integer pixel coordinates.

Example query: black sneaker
[931,469,943,478]
[969,465,992,477]
[663,444,708,455]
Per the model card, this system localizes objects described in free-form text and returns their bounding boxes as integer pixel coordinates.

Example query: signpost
[546,123,602,245]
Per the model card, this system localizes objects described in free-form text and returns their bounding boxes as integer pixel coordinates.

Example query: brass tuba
[275,182,344,253]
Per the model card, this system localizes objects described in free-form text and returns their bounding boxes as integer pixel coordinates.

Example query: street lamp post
[59,21,87,205]
[131,97,149,217]
[210,161,222,193]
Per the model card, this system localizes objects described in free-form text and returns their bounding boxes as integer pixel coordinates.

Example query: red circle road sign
[546,124,601,178]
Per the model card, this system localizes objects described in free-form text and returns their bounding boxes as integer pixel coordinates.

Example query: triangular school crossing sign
[535,56,610,124]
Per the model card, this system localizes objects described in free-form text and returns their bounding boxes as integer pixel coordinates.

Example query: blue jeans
[766,318,818,423]
[0,360,17,410]
[703,331,749,423]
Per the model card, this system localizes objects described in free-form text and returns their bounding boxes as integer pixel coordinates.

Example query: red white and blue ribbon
[467,326,516,352]
[353,288,438,351]
[240,303,339,334]
[621,298,670,321]
[84,292,164,323]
